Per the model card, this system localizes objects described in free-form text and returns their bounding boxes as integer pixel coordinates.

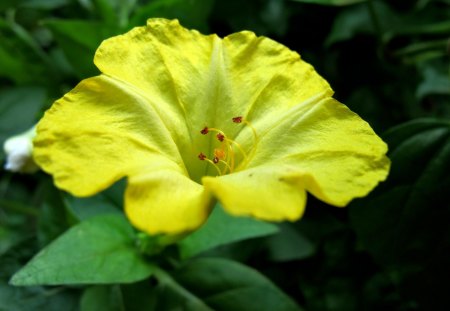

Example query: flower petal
[203,166,307,221]
[93,18,333,181]
[205,97,389,221]
[126,170,212,234]
[33,75,186,196]
[245,97,390,206]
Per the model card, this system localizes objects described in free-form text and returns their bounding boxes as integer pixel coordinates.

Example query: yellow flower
[33,19,390,234]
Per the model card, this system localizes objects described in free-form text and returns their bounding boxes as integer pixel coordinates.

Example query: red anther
[198,153,207,160]
[216,133,225,142]
[232,116,243,123]
[213,157,219,164]
[200,127,209,135]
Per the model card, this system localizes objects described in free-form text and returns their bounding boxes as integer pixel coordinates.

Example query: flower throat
[198,116,258,176]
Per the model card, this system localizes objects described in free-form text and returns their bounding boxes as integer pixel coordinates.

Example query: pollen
[200,127,209,135]
[214,148,226,160]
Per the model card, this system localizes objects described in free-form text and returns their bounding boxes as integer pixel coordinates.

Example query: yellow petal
[94,18,220,181]
[93,18,333,182]
[33,75,186,196]
[126,170,212,234]
[204,97,389,221]
[34,18,389,233]
[203,166,307,221]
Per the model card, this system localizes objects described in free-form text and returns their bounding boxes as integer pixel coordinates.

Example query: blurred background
[1,0,449,310]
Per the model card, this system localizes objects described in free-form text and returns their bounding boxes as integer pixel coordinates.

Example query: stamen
[198,152,207,160]
[232,116,242,123]
[232,116,259,167]
[198,119,259,175]
[198,152,222,176]
[219,159,232,174]
[216,133,225,142]
[243,120,258,145]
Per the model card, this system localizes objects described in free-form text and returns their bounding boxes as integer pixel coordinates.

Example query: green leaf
[80,285,123,311]
[0,87,45,148]
[350,119,450,263]
[37,182,77,247]
[0,45,31,84]
[349,119,450,307]
[44,19,118,78]
[325,1,398,46]
[19,0,72,9]
[289,0,366,6]
[168,257,303,311]
[265,223,315,262]
[64,193,121,221]
[0,281,80,311]
[130,0,214,32]
[10,214,153,286]
[62,179,125,222]
[416,65,450,100]
[178,204,278,258]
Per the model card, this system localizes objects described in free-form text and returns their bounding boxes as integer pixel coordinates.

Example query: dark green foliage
[1,0,449,310]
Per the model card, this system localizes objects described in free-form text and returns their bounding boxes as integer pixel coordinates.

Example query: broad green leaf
[178,204,278,258]
[170,257,303,311]
[80,285,123,311]
[289,0,366,6]
[10,214,153,286]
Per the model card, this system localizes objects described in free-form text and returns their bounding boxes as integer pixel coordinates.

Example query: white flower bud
[3,127,39,173]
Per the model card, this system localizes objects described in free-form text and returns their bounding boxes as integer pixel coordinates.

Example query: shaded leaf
[178,204,278,259]
[44,19,118,78]
[130,0,214,32]
[325,1,398,46]
[289,0,366,5]
[80,285,123,311]
[0,281,79,311]
[265,223,315,262]
[0,87,45,150]
[416,65,450,99]
[171,257,303,311]
[349,119,450,308]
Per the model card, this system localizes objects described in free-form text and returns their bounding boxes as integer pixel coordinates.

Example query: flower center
[198,116,258,176]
